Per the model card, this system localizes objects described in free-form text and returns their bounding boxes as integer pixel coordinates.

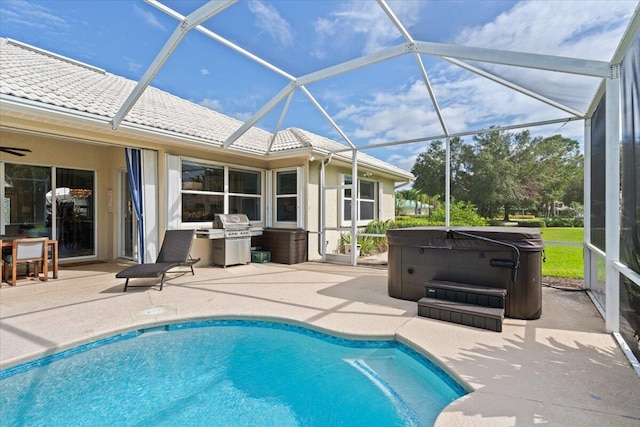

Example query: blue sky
[0,0,637,172]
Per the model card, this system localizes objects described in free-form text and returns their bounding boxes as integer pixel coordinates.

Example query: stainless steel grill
[213,214,252,238]
[208,214,253,267]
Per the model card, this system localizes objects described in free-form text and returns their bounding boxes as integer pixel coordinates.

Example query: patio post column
[583,118,592,290]
[445,137,451,227]
[351,149,358,266]
[604,67,621,333]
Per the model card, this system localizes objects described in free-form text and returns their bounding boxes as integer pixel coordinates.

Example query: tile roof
[0,38,412,179]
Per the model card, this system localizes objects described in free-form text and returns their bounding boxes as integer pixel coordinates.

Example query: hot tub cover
[386,227,544,252]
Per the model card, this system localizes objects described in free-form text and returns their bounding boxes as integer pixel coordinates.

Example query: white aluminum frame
[110,1,640,371]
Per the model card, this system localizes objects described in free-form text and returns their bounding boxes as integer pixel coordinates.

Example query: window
[229,168,261,220]
[180,160,262,222]
[181,161,223,222]
[276,170,298,222]
[3,164,95,258]
[343,175,376,223]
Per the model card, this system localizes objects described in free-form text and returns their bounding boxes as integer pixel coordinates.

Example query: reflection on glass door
[3,164,51,237]
[56,168,95,258]
[120,171,135,259]
[3,164,95,259]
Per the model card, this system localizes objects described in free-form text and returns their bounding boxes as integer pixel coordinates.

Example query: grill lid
[213,214,251,230]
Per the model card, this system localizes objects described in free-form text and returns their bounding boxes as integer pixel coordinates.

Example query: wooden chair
[3,237,48,286]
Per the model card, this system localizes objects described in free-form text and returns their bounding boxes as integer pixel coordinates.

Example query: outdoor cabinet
[252,228,308,264]
[387,227,544,320]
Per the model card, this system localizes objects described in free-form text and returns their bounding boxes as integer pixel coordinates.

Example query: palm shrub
[339,231,378,256]
[339,220,392,256]
[363,220,390,253]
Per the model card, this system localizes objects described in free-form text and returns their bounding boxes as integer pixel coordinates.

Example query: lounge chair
[116,229,200,291]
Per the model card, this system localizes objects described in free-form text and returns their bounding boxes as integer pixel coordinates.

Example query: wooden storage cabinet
[252,229,308,264]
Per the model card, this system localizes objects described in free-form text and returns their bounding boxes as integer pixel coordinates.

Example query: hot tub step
[425,280,507,308]
[418,297,504,332]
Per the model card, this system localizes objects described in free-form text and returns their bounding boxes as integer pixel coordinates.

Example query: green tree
[562,172,584,206]
[467,129,529,220]
[404,188,423,215]
[411,136,472,202]
[410,130,582,220]
[534,135,583,216]
[394,191,405,216]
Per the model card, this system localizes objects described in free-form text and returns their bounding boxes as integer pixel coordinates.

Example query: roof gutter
[0,95,273,161]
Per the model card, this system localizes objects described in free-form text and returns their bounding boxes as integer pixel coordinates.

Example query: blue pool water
[0,320,467,426]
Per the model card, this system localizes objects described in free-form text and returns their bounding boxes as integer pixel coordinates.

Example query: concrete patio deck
[1,261,638,426]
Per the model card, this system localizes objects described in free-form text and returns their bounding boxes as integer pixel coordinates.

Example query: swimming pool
[0,320,467,426]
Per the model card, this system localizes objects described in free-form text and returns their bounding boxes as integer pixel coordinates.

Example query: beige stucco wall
[1,118,406,267]
[0,129,124,263]
[305,159,401,260]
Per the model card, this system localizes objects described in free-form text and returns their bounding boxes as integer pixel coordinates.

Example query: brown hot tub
[387,227,544,319]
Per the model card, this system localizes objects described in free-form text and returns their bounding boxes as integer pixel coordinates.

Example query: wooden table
[1,238,58,280]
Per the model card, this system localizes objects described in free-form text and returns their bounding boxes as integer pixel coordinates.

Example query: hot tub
[387,227,544,320]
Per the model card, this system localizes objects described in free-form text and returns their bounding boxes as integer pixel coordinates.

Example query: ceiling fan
[0,147,31,156]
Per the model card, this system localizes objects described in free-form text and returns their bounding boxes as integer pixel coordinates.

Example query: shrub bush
[544,217,575,227]
[362,220,390,253]
[517,219,546,227]
[391,203,488,228]
[572,217,584,227]
[510,214,536,220]
[488,219,518,226]
[429,201,488,226]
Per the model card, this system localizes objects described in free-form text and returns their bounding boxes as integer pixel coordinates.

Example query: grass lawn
[542,244,584,279]
[540,227,583,243]
[539,228,584,278]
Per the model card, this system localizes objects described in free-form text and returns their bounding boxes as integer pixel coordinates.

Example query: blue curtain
[125,148,145,263]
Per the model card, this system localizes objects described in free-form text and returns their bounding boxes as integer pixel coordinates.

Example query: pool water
[0,320,467,426]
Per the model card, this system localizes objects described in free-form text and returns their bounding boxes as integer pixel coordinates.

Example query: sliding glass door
[56,168,94,257]
[3,163,95,259]
[3,164,51,237]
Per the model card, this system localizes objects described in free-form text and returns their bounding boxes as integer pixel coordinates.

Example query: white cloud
[200,69,210,76]
[0,0,70,31]
[385,152,417,174]
[455,1,634,60]
[313,0,422,56]
[234,111,254,122]
[199,98,223,112]
[329,0,634,161]
[134,4,166,32]
[248,1,294,48]
[122,56,143,74]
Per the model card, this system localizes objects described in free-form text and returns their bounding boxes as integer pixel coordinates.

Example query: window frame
[1,161,97,260]
[341,174,378,226]
[179,158,264,227]
[272,167,303,229]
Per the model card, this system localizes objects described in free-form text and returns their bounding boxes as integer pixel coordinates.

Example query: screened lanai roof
[0,0,638,173]
[0,37,412,179]
[111,0,639,164]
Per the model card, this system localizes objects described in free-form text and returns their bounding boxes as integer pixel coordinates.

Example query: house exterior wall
[0,125,403,267]
[307,161,399,258]
[0,129,123,262]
